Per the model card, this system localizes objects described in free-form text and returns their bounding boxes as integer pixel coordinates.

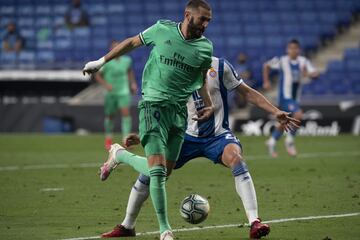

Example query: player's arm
[83,35,143,75]
[128,68,138,95]
[236,83,300,131]
[262,62,272,90]
[193,70,214,122]
[303,59,320,79]
[262,57,280,90]
[95,71,112,91]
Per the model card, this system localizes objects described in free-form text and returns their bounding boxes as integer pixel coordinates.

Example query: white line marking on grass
[1,151,360,172]
[40,188,64,192]
[59,212,360,240]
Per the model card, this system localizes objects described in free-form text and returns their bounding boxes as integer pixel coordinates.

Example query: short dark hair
[186,0,211,11]
[288,39,301,47]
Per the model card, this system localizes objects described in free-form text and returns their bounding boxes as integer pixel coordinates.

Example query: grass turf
[0,134,359,240]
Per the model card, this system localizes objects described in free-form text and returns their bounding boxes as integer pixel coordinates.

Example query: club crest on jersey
[209,68,217,78]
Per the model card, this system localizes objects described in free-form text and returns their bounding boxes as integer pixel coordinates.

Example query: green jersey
[139,20,213,104]
[100,55,132,96]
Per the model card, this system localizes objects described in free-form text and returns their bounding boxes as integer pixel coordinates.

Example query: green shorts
[138,101,187,162]
[104,94,131,116]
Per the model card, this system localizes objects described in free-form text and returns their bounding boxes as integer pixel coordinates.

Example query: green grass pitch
[0,134,359,240]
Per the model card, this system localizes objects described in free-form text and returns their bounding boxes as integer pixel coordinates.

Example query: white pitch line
[40,188,64,192]
[1,151,360,172]
[59,212,360,240]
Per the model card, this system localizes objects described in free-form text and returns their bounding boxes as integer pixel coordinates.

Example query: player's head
[72,0,81,8]
[184,0,212,38]
[237,53,247,64]
[7,22,16,33]
[287,39,301,59]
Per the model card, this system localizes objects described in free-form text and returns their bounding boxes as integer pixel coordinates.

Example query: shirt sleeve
[139,21,160,46]
[305,58,316,74]
[267,56,281,70]
[223,59,243,90]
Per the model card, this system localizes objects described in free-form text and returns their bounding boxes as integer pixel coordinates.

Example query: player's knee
[224,151,244,169]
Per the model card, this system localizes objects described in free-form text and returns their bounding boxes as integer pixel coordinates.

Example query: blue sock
[138,173,150,186]
[231,161,249,177]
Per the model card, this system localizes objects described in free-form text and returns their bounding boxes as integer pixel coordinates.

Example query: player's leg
[221,143,270,238]
[111,138,202,236]
[104,94,117,150]
[266,99,295,157]
[285,109,302,157]
[118,95,132,141]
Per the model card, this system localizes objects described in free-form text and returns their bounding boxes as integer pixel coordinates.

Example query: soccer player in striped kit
[263,39,319,157]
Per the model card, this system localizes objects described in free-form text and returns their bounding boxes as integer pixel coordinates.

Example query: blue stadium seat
[37,40,54,50]
[91,16,108,26]
[35,5,52,15]
[17,5,35,16]
[53,4,68,15]
[107,3,125,14]
[18,51,35,66]
[327,60,345,73]
[1,5,15,16]
[17,17,35,28]
[36,50,55,64]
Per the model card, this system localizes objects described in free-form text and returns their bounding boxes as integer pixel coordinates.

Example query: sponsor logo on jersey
[209,68,217,78]
[164,40,172,45]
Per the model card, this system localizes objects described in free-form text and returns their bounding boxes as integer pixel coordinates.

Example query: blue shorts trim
[174,132,242,169]
[279,99,301,114]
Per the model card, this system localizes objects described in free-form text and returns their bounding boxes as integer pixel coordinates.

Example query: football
[180,194,210,224]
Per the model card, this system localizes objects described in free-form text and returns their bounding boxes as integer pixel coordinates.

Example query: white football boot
[160,230,174,240]
[265,138,278,158]
[285,137,297,157]
[99,143,124,181]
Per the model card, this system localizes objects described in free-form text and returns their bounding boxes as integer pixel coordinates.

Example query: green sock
[121,116,131,138]
[104,117,114,137]
[116,150,149,176]
[149,166,171,233]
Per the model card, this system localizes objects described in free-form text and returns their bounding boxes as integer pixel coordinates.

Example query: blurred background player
[95,40,137,150]
[101,56,300,239]
[2,22,24,53]
[83,1,214,239]
[263,39,319,157]
[65,0,89,29]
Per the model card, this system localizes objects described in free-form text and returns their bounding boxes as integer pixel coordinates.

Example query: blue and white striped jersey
[267,55,316,104]
[186,57,243,138]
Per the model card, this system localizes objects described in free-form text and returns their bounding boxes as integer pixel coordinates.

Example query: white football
[180,194,210,224]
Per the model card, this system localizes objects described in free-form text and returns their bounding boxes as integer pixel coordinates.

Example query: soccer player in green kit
[82,1,214,239]
[95,40,138,150]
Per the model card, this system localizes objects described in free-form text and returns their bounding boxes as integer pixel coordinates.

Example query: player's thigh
[203,133,242,165]
[174,139,203,170]
[138,102,168,158]
[165,106,187,164]
[104,94,118,116]
[117,95,131,115]
[280,99,301,116]
[292,109,303,120]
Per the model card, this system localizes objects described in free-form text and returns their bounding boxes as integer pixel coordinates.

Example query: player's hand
[263,81,272,91]
[82,57,105,76]
[106,84,113,91]
[130,82,138,95]
[123,133,140,148]
[275,111,301,132]
[192,106,214,122]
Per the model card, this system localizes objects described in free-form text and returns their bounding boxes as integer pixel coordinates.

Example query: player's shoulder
[156,19,177,28]
[199,35,213,48]
[298,55,309,62]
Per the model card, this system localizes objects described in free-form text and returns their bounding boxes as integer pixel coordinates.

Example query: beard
[188,17,204,39]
